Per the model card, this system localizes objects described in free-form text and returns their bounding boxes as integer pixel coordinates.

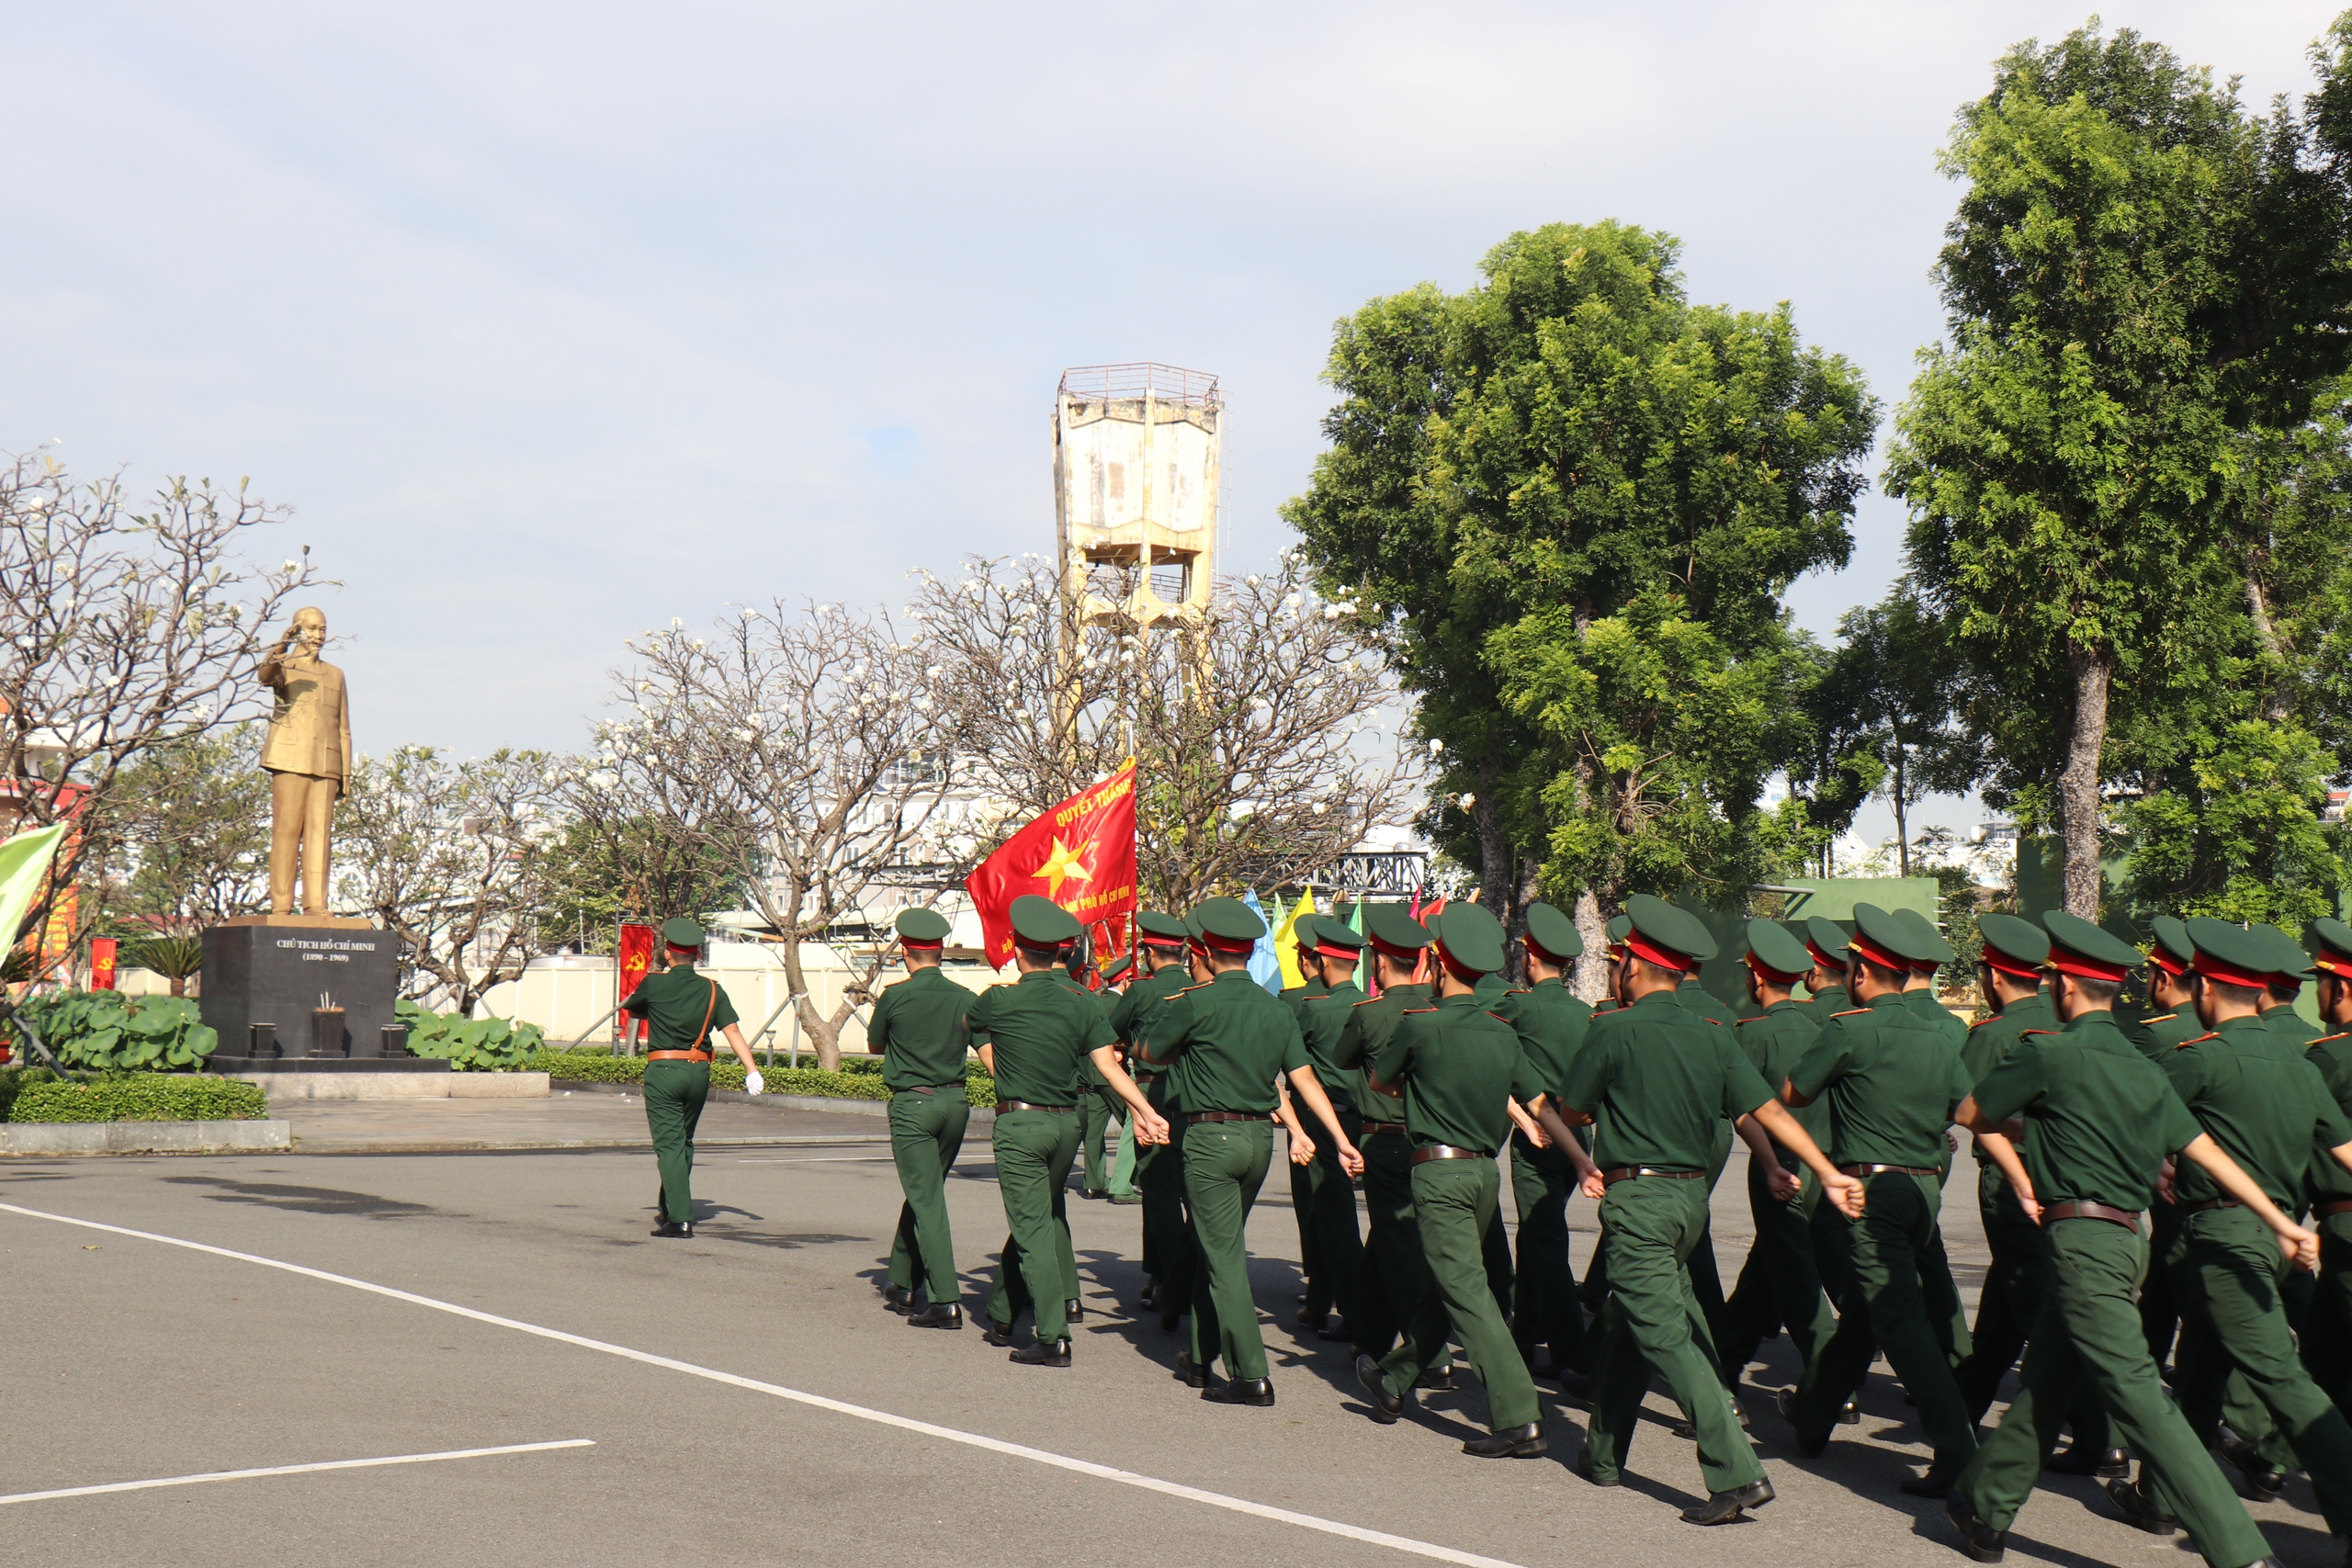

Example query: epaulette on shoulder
[1831,1007,1871,1019]
[2142,1012,2177,1024]
[1350,997,1385,1010]
[1399,1005,1439,1016]
[1966,1014,1997,1030]
[2017,1028,2061,1038]
[2310,1032,2352,1046]
[1171,981,1215,998]
[2180,1032,2220,1048]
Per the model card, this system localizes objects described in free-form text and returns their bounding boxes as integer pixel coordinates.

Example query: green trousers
[1183,1118,1274,1380]
[2172,1204,2352,1535]
[2302,1210,2352,1412]
[1080,1082,1129,1197]
[1291,1144,1326,1314]
[1960,1218,2272,1568]
[887,1089,968,1305]
[1952,1170,2109,1448]
[1509,1135,1588,1372]
[1794,1171,1978,1467]
[2141,1194,2187,1366]
[643,1060,710,1224]
[1806,1179,1855,1305]
[1379,1155,1539,1431]
[1136,1083,1195,1306]
[1302,1100,1366,1325]
[984,1108,1081,1342]
[1356,1128,1446,1370]
[1584,1174,1763,1491]
[1717,1153,1837,1386]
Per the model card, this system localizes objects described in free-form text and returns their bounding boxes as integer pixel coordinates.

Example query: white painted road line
[3,1202,1527,1568]
[0,1440,595,1506]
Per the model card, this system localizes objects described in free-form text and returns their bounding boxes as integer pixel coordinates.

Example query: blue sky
[6,2,2338,842]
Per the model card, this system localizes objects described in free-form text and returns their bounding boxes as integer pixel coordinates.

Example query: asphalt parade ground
[6,1123,2342,1567]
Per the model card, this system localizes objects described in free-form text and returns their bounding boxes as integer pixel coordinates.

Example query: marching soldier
[1295,915,1372,1341]
[1078,950,1133,1201]
[1354,904,1560,1456]
[872,908,977,1328]
[1893,906,1970,1050]
[970,896,1169,1367]
[1715,917,1839,1391]
[625,917,765,1239]
[1112,912,1196,1323]
[2256,925,2322,1053]
[1800,918,1854,1021]
[1557,895,1860,1522]
[1945,911,2313,1568]
[1778,902,1979,1497]
[2303,918,2352,1416]
[1280,916,1334,1325]
[2132,916,2203,1370]
[1137,897,1363,1404]
[1493,901,1596,1381]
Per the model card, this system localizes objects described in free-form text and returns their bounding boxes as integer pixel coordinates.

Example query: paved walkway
[285,1090,891,1153]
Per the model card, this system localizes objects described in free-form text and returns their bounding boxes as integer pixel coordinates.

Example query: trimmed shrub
[397,999,542,1070]
[0,1066,58,1120]
[526,1048,995,1106]
[12,991,219,1071]
[9,1073,269,1123]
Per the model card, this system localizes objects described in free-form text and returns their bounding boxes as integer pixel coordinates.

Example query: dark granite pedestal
[199,919,402,1067]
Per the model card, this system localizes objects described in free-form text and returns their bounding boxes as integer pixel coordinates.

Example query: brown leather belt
[997,1100,1074,1113]
[647,1050,713,1062]
[1362,1121,1408,1137]
[1411,1145,1491,1165]
[1600,1166,1702,1188]
[2185,1197,2242,1213]
[2042,1200,2140,1233]
[901,1084,965,1096]
[1840,1162,1939,1178]
[1189,1111,1269,1124]
[2319,1200,2352,1218]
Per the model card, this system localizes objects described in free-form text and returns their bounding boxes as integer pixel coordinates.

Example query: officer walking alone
[625,917,765,1239]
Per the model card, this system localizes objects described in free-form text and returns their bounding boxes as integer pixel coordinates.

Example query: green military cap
[1306,915,1364,953]
[1363,902,1433,960]
[1430,903,1508,975]
[661,916,706,948]
[1523,901,1584,963]
[1010,894,1083,949]
[1744,917,1812,981]
[1849,903,1937,970]
[1136,910,1190,946]
[1623,893,1715,972]
[2253,923,2315,984]
[1803,917,1850,967]
[1191,895,1267,954]
[1891,907,1955,968]
[2147,915,2196,978]
[1102,953,1135,983]
[895,908,952,944]
[2309,916,2352,979]
[2042,910,2143,981]
[1974,912,2051,981]
[2184,917,2275,989]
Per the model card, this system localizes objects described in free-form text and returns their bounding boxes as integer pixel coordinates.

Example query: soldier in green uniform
[1800,918,1853,1021]
[1295,915,1372,1342]
[1077,936,1134,1201]
[2131,916,2204,1370]
[2303,919,2352,1416]
[1558,896,1860,1523]
[1112,912,1195,1324]
[1893,906,1970,1051]
[1944,911,2312,1568]
[970,896,1169,1367]
[1716,918,1839,1392]
[1793,918,1860,1321]
[1493,901,1597,1380]
[1278,917,1335,1325]
[2143,918,2352,1536]
[2256,926,2321,1053]
[1137,897,1362,1405]
[1951,914,2118,1472]
[1334,904,1442,1367]
[872,908,977,1328]
[1668,966,1738,1369]
[625,917,766,1238]
[1779,902,1979,1497]
[1353,904,1565,1456]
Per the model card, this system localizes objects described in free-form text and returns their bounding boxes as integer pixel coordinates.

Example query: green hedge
[0,1066,56,1121]
[8,1073,270,1123]
[526,1048,996,1107]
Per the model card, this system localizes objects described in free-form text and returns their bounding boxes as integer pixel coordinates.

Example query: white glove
[745,1070,765,1096]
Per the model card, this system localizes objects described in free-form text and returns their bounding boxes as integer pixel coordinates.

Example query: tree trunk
[1892,750,1910,879]
[2059,645,2111,919]
[2245,570,2293,725]
[1570,888,1610,1002]
[1473,764,1510,919]
[168,975,186,998]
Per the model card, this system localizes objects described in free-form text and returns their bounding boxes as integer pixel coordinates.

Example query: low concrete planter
[555,1079,994,1124]
[0,1119,292,1156]
[226,1071,551,1100]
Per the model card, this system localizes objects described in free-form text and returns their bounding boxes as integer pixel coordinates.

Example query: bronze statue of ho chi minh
[257,606,352,917]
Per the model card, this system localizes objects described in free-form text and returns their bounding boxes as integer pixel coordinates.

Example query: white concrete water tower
[1052,363,1220,628]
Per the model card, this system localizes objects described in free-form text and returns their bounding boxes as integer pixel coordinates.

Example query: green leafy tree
[99,722,272,940]
[1888,21,2352,917]
[532,813,745,953]
[1813,592,1984,877]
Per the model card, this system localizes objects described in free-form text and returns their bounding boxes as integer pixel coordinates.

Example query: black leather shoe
[1137,1279,1158,1310]
[1672,1400,1751,1441]
[1463,1423,1546,1458]
[1900,1460,1967,1497]
[2046,1444,2130,1480]
[1203,1377,1276,1406]
[2106,1477,2179,1535]
[1354,1354,1401,1424]
[1946,1490,2007,1563]
[650,1218,693,1238]
[1553,1365,1594,1398]
[1570,1448,1619,1487]
[906,1303,963,1330]
[1681,1478,1773,1525]
[2222,1435,2286,1502]
[978,1318,1015,1348]
[1416,1367,1456,1393]
[1296,1304,1328,1329]
[1838,1396,1860,1425]
[881,1282,914,1314]
[1009,1337,1071,1367]
[1778,1387,1831,1457]
[1173,1351,1209,1388]
[1316,1318,1355,1343]
[1065,1298,1084,1325]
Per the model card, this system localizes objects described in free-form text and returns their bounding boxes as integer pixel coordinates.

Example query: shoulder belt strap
[694,980,719,1050]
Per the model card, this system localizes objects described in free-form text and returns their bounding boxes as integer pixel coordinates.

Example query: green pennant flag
[0,822,71,959]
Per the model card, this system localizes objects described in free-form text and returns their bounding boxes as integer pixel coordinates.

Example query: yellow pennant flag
[0,822,71,961]
[1273,888,1318,990]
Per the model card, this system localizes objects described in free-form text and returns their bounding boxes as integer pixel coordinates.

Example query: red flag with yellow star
[966,762,1138,969]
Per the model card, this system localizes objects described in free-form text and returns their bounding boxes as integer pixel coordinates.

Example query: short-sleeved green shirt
[1677,978,1735,1027]
[622,964,740,1052]
[1969,1011,2205,1213]
[1281,978,1329,1018]
[966,969,1114,1107]
[1138,969,1308,1114]
[1736,998,1826,1145]
[2119,1004,2201,1063]
[1299,981,1367,1104]
[1800,984,1851,1025]
[1961,992,2055,1164]
[1904,986,1970,1052]
[1788,991,1973,1169]
[1337,983,1431,1118]
[1372,991,1544,1154]
[1109,963,1190,1047]
[2308,1032,2352,1203]
[867,964,976,1091]
[1557,989,1775,1172]
[2165,1014,2352,1209]
[1492,977,1592,1101]
[2265,1003,2322,1054]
